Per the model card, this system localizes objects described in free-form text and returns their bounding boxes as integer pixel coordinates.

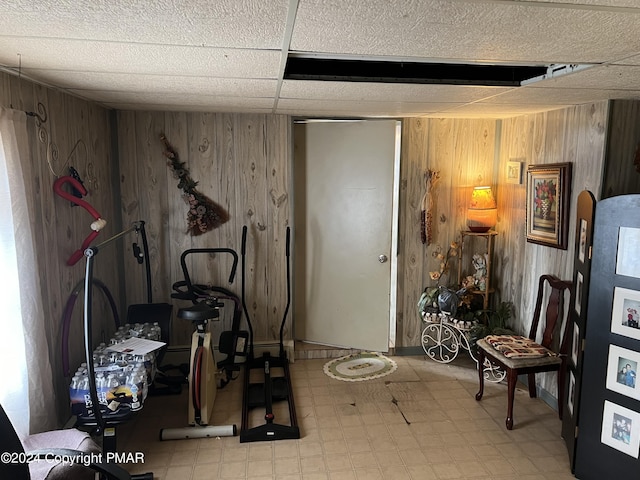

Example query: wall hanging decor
[160,134,229,235]
[525,162,572,249]
[507,159,524,184]
[420,169,440,245]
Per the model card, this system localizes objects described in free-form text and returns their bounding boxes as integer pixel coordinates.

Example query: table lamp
[467,186,497,232]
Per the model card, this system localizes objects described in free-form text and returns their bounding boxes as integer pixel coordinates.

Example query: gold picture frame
[525,163,572,249]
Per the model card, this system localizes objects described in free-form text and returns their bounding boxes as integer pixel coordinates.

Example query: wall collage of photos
[573,194,640,479]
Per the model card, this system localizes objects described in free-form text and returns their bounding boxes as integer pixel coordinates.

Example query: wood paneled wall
[495,103,608,397]
[496,103,608,326]
[398,117,497,347]
[602,99,640,198]
[116,111,291,346]
[0,72,119,426]
[397,104,609,358]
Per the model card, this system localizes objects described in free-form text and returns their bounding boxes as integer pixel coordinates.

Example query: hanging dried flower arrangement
[160,134,229,235]
[420,169,440,245]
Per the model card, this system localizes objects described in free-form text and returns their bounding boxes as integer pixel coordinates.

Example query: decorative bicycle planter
[420,311,505,382]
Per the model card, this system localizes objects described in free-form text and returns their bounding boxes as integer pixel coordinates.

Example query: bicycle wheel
[421,322,459,363]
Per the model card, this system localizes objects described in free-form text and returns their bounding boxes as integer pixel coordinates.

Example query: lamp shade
[467,186,497,232]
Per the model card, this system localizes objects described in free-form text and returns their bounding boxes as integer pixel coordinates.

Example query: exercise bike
[160,248,247,440]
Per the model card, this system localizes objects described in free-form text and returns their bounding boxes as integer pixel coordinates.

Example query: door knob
[378,254,388,263]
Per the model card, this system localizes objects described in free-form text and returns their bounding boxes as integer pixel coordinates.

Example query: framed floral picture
[525,163,572,249]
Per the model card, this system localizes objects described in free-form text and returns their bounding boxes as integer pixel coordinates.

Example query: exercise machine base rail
[160,424,236,441]
[240,352,300,443]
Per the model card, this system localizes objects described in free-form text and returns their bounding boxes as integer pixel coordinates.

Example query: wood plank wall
[0,72,119,427]
[602,99,640,198]
[397,103,609,356]
[116,112,291,347]
[495,102,608,397]
[398,117,497,347]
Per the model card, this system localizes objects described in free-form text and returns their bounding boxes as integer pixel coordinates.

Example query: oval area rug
[323,352,397,382]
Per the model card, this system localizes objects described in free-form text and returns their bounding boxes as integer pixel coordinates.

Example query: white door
[293,120,399,352]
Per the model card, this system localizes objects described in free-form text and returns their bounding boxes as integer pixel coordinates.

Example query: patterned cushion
[484,335,556,359]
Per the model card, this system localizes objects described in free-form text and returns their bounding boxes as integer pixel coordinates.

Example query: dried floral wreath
[160,134,229,235]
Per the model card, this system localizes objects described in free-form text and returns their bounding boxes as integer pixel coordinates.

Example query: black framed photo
[571,321,580,367]
[525,163,572,249]
[601,400,640,458]
[611,287,640,341]
[568,371,576,416]
[606,344,640,401]
[575,271,584,316]
[578,218,588,263]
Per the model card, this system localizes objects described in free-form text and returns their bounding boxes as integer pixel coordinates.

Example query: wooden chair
[475,274,573,430]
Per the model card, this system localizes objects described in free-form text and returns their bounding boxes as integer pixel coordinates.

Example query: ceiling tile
[280,80,510,103]
[22,69,277,97]
[436,102,571,118]
[104,103,274,114]
[480,85,639,104]
[291,0,640,63]
[70,90,275,109]
[0,37,280,78]
[276,98,460,116]
[534,64,640,90]
[0,0,289,49]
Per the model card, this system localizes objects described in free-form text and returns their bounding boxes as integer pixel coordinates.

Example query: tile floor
[118,355,575,479]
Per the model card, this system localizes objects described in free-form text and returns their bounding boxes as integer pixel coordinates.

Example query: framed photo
[525,163,572,249]
[568,370,576,416]
[606,344,640,401]
[575,271,584,316]
[578,218,588,263]
[611,287,640,341]
[506,160,523,184]
[601,400,640,458]
[616,227,640,279]
[571,321,580,367]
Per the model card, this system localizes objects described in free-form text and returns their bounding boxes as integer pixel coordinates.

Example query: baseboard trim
[394,346,424,356]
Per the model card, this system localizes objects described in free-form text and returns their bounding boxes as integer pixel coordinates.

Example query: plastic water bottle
[152,322,161,341]
[128,371,142,411]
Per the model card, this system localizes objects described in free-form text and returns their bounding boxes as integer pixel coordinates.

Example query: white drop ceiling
[2,0,640,118]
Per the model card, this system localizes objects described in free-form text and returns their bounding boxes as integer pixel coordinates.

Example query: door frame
[291,118,401,350]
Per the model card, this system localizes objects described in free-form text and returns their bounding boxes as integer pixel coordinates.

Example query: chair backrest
[528,274,573,352]
[0,403,30,479]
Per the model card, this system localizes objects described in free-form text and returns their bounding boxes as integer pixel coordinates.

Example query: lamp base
[468,226,492,233]
[467,207,497,233]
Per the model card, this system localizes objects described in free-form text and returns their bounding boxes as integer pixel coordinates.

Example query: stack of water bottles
[69,322,163,417]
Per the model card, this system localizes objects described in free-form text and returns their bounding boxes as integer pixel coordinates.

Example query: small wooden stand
[457,230,497,310]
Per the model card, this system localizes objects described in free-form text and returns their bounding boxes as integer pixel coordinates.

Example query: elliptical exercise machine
[239,226,300,442]
[160,248,246,440]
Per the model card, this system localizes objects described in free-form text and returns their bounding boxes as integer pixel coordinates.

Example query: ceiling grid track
[272,0,300,114]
